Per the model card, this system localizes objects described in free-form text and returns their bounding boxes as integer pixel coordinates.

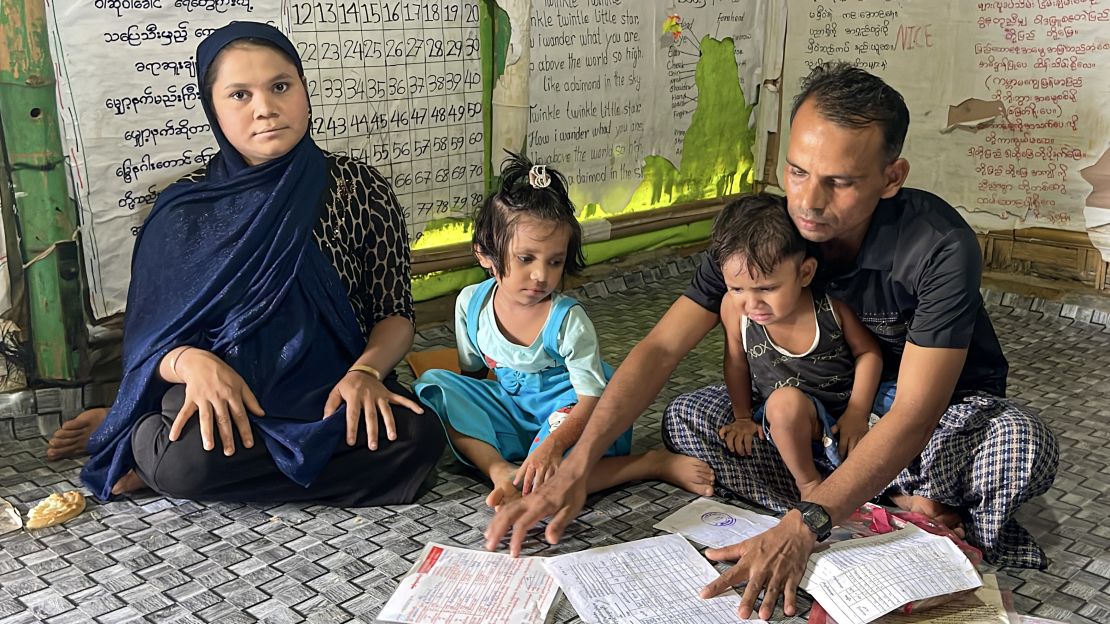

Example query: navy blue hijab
[82,22,364,500]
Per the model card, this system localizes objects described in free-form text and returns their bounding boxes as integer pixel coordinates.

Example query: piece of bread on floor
[26,491,86,529]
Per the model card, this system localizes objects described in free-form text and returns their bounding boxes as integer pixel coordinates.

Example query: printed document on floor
[653,497,779,548]
[867,573,1008,623]
[376,542,558,624]
[542,533,758,624]
[802,524,983,624]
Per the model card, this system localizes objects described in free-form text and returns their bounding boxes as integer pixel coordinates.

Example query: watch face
[799,503,832,540]
[809,505,830,525]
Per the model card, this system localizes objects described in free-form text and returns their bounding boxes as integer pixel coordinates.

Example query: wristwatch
[793,502,833,542]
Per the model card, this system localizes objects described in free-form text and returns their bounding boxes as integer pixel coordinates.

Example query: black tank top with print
[743,292,855,417]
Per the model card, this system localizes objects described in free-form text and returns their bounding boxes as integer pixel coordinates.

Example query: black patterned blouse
[178,152,414,338]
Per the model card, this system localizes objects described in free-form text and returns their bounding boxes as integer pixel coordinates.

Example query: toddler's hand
[718,418,764,456]
[516,438,564,495]
[832,411,870,460]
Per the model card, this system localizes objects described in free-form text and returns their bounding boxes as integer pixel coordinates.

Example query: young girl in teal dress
[414,153,714,508]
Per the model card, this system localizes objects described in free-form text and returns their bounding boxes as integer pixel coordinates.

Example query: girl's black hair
[473,151,585,276]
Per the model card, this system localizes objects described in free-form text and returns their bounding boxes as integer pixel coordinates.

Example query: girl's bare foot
[797,477,823,502]
[46,408,109,460]
[646,449,715,497]
[110,470,149,495]
[890,493,966,537]
[485,462,522,510]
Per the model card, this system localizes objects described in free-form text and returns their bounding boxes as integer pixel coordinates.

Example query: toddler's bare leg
[764,387,823,500]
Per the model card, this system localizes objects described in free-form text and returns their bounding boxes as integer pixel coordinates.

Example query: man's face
[783,98,908,247]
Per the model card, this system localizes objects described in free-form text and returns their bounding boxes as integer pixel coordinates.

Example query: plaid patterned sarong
[662,384,1059,569]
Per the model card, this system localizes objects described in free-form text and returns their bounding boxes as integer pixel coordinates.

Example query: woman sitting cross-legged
[47,21,444,505]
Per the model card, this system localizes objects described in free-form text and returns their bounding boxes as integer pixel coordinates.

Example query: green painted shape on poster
[620,35,754,215]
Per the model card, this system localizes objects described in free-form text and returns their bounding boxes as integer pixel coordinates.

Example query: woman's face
[209,44,309,166]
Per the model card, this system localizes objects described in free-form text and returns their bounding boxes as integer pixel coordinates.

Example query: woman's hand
[169,349,264,455]
[323,370,424,450]
[515,437,566,495]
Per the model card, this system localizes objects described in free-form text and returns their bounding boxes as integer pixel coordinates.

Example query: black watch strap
[794,502,833,542]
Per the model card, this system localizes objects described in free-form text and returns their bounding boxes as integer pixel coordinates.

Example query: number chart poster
[46,0,486,318]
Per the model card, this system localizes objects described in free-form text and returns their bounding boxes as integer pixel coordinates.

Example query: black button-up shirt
[684,188,1007,399]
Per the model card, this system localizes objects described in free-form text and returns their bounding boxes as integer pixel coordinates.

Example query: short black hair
[790,61,909,163]
[708,193,808,278]
[473,151,585,276]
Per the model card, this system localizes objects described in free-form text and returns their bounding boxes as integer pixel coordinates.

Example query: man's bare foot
[46,408,109,460]
[797,477,823,502]
[110,470,148,496]
[646,449,715,497]
[485,463,522,510]
[890,493,966,537]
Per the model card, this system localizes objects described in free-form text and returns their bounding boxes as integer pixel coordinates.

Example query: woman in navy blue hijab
[49,22,444,505]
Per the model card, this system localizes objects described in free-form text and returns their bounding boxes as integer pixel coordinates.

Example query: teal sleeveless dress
[414,278,632,464]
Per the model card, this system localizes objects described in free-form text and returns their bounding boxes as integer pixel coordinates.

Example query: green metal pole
[0,0,84,381]
[481,0,495,195]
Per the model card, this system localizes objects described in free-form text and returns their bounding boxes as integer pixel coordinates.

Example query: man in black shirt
[685,189,1011,400]
[487,63,1058,620]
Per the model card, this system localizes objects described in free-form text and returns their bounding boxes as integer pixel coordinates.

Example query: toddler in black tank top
[709,195,883,501]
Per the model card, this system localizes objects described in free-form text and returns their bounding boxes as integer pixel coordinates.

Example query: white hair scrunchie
[528,165,551,189]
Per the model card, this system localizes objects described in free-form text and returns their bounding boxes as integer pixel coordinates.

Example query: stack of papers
[377,500,985,624]
[542,533,753,623]
[801,524,983,624]
[871,573,1008,623]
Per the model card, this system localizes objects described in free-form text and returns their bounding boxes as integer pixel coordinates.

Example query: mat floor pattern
[1,259,1108,623]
